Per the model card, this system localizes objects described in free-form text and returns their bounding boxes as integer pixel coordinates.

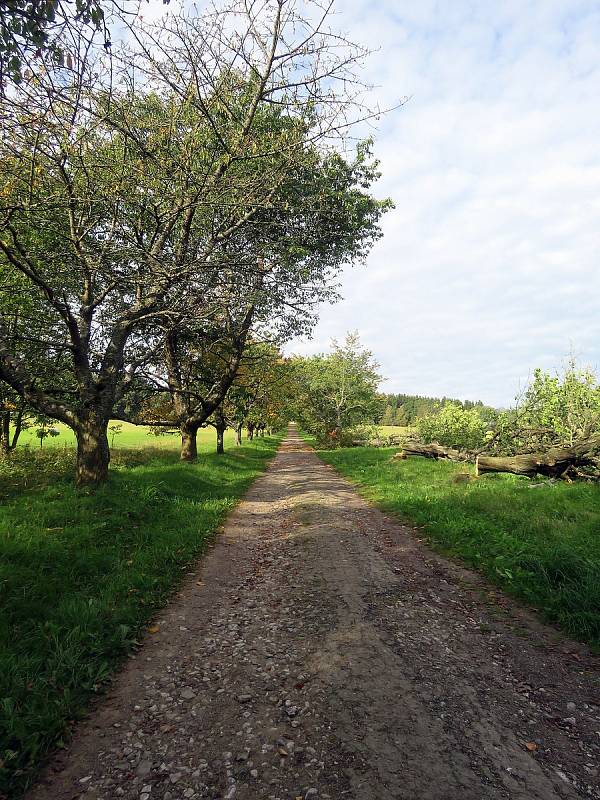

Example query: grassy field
[317,445,600,650]
[0,432,280,797]
[17,420,189,450]
[377,425,412,437]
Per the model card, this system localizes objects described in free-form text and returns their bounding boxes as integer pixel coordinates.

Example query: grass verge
[0,433,280,798]
[317,445,600,650]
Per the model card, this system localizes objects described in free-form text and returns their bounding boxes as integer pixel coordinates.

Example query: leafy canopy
[292,331,382,445]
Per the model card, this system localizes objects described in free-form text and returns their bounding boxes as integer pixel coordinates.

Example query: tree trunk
[395,442,468,462]
[247,423,254,440]
[0,411,9,456]
[476,437,600,478]
[10,405,24,450]
[334,408,343,439]
[180,423,199,462]
[216,424,225,455]
[75,418,110,486]
[236,423,243,446]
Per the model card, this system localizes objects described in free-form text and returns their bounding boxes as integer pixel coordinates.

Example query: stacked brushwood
[393,434,600,480]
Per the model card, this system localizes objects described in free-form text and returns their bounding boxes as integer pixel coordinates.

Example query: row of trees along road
[0,0,392,484]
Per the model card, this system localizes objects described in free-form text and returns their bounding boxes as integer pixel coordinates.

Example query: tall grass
[0,433,280,797]
[318,446,600,650]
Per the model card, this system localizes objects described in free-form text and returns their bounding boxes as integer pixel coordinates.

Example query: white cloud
[287,0,600,405]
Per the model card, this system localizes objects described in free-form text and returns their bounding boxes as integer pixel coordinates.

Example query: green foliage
[319,445,600,650]
[0,433,280,797]
[34,422,60,448]
[108,423,122,448]
[521,360,600,445]
[478,360,600,457]
[378,392,495,426]
[225,344,294,433]
[0,0,106,85]
[292,332,382,446]
[417,402,489,451]
[0,2,391,485]
[399,359,600,457]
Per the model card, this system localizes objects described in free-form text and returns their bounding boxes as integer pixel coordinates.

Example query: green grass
[17,420,191,450]
[0,431,280,798]
[377,425,413,436]
[317,445,600,650]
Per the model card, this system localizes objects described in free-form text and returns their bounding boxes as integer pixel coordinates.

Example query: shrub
[521,360,600,445]
[418,403,488,451]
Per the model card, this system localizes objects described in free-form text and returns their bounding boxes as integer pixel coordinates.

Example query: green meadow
[17,420,186,450]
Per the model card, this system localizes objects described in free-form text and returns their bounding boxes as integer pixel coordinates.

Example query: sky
[283,0,600,407]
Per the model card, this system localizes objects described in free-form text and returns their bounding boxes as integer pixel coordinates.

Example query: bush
[521,361,600,445]
[417,403,488,451]
[483,361,600,456]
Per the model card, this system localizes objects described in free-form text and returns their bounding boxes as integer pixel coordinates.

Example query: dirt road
[28,427,599,800]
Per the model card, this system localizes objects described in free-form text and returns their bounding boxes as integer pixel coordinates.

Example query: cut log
[394,442,468,462]
[476,436,600,478]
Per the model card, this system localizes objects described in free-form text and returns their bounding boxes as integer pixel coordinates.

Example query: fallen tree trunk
[394,442,469,462]
[476,436,600,478]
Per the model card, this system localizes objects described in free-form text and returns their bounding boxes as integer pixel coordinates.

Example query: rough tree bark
[214,408,226,455]
[216,424,225,454]
[9,403,25,450]
[74,415,111,486]
[180,422,200,462]
[394,442,468,462]
[236,422,243,446]
[0,411,9,455]
[476,437,600,478]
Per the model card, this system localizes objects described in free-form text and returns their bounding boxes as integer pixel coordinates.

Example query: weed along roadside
[317,444,600,650]
[0,434,281,798]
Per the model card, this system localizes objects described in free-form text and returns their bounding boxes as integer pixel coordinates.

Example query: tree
[157,134,388,460]
[293,332,382,444]
[521,360,600,446]
[108,423,122,449]
[417,403,488,451]
[0,0,109,87]
[224,343,294,444]
[394,406,408,426]
[164,307,256,461]
[34,418,60,447]
[0,0,389,484]
[381,404,395,426]
[0,266,47,453]
[209,405,227,455]
[0,391,28,453]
